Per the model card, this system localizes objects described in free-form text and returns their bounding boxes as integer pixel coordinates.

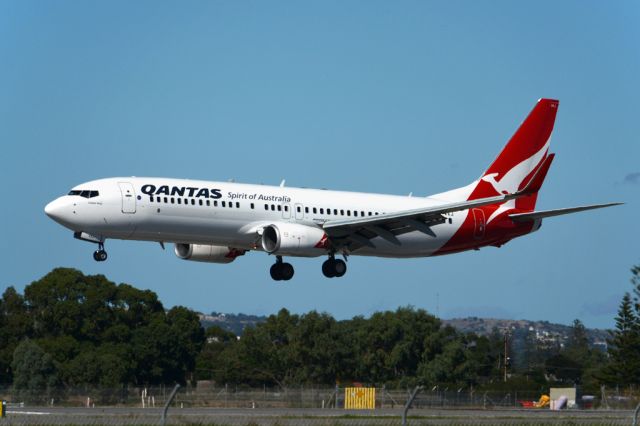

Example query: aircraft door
[472,208,485,239]
[118,182,136,214]
[294,203,304,220]
[282,203,291,219]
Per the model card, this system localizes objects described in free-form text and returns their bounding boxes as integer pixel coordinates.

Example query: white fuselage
[45,177,471,258]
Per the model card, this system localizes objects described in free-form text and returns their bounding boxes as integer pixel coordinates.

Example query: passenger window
[327,209,331,215]
[277,205,282,211]
[340,209,344,215]
[375,212,379,215]
[297,206,301,213]
[353,211,358,217]
[305,207,309,213]
[313,207,317,214]
[334,209,338,215]
[251,203,255,209]
[284,205,288,212]
[320,208,324,214]
[206,200,210,206]
[347,210,351,216]
[361,211,365,216]
[368,212,372,216]
[150,196,154,202]
[229,202,232,208]
[164,197,168,203]
[271,205,275,211]
[265,204,269,210]
[236,202,240,208]
[191,199,195,205]
[171,198,175,204]
[198,199,203,206]
[214,200,218,207]
[222,201,226,207]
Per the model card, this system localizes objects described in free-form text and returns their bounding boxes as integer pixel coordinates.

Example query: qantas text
[141,184,222,199]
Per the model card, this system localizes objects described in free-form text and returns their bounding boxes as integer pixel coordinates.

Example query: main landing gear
[322,255,346,278]
[270,255,348,281]
[92,242,108,262]
[270,256,294,281]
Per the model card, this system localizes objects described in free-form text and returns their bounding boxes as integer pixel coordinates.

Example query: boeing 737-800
[45,99,620,280]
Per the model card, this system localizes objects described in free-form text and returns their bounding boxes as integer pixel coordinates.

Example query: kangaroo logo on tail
[468,98,559,204]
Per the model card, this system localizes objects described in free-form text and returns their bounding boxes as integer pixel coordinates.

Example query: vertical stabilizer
[467,99,559,204]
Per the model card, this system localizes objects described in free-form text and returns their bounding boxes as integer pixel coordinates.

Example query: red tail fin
[516,153,555,211]
[467,99,559,201]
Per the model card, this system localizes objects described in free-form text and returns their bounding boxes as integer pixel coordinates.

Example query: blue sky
[1,1,638,329]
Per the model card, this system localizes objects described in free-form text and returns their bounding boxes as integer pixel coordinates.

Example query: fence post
[160,384,180,426]
[402,385,423,426]
[633,402,640,426]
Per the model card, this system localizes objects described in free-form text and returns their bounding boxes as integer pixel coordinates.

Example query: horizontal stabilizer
[509,203,623,222]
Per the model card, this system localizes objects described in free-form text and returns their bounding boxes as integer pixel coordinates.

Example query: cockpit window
[68,190,99,198]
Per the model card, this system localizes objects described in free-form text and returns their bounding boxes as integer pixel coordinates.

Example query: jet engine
[174,243,245,264]
[261,223,327,257]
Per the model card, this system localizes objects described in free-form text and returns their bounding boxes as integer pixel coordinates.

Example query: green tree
[603,293,640,386]
[8,268,205,387]
[195,326,239,383]
[0,287,31,383]
[545,353,582,383]
[11,339,60,403]
[565,319,590,364]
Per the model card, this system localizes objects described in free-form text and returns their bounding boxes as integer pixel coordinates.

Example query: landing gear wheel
[93,250,108,262]
[280,263,294,281]
[333,259,347,277]
[270,260,294,281]
[270,263,283,281]
[322,259,336,278]
[322,257,347,278]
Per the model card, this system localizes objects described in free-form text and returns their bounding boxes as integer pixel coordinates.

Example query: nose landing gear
[270,256,294,281]
[322,255,347,278]
[93,242,108,262]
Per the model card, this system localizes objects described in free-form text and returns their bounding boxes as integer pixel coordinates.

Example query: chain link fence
[0,385,639,425]
[2,385,638,409]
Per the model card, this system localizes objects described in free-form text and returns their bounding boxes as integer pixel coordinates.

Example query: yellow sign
[345,387,375,409]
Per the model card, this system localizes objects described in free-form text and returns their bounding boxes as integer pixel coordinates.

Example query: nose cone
[45,197,69,225]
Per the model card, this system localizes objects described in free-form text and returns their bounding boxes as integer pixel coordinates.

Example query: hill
[198,312,610,350]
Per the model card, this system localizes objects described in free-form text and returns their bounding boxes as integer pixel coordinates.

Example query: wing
[321,157,553,251]
[509,203,623,222]
[322,192,528,250]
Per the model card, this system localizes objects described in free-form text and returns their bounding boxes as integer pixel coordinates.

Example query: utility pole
[503,332,510,383]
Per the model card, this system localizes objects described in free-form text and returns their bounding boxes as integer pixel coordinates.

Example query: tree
[195,326,239,382]
[603,293,640,386]
[0,287,30,384]
[4,268,206,387]
[11,339,60,403]
[545,353,582,383]
[565,319,590,363]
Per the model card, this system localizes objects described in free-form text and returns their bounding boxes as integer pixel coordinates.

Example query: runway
[4,406,636,425]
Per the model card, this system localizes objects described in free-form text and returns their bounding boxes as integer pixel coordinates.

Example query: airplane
[45,99,621,281]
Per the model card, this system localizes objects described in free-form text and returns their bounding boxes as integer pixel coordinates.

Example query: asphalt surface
[4,406,636,425]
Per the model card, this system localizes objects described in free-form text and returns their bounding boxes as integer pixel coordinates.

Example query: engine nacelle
[261,223,327,257]
[174,243,245,264]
